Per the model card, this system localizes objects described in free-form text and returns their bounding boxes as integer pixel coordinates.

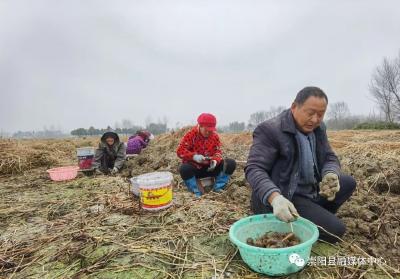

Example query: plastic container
[77,147,95,170]
[197,177,215,193]
[47,166,80,181]
[198,177,215,187]
[229,214,319,276]
[130,176,140,196]
[136,171,173,211]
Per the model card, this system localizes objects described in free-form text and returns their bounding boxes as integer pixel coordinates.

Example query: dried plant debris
[0,130,399,278]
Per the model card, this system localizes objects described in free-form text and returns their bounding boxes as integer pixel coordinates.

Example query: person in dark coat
[245,87,356,243]
[93,132,126,174]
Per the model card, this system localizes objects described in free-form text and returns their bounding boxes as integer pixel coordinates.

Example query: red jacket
[177,126,223,169]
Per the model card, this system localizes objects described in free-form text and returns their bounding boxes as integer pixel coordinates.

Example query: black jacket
[245,109,340,213]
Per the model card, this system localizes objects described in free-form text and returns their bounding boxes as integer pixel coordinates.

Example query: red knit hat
[197,113,217,131]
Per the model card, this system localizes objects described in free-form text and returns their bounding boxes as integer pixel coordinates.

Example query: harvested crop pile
[0,140,59,175]
[1,130,399,278]
[0,139,86,175]
[247,232,301,248]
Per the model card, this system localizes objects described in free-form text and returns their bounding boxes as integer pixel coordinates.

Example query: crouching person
[245,87,356,243]
[93,131,126,175]
[126,130,153,155]
[177,113,236,197]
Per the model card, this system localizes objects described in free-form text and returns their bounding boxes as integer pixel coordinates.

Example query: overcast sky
[1,0,400,133]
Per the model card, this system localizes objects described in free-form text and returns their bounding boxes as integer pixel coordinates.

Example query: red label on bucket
[78,155,94,169]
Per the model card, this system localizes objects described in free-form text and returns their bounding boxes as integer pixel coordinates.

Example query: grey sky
[1,0,400,133]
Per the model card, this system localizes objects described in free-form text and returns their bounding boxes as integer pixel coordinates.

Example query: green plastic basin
[229,214,319,276]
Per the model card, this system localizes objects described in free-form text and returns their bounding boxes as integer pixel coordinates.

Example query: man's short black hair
[294,86,328,105]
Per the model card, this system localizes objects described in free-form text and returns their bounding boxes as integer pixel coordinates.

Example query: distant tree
[325,102,352,130]
[121,119,133,129]
[248,106,286,129]
[13,129,66,139]
[369,52,400,122]
[13,131,34,138]
[121,125,144,136]
[71,127,101,136]
[325,109,387,130]
[71,124,145,137]
[264,106,286,120]
[88,126,97,136]
[145,116,153,127]
[146,123,167,135]
[228,121,246,132]
[161,116,169,126]
[248,111,267,128]
[71,128,87,137]
[327,102,350,121]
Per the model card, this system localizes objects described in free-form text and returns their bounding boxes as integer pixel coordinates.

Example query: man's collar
[281,109,297,134]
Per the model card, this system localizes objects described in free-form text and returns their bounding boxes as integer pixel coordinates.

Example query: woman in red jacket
[177,113,236,197]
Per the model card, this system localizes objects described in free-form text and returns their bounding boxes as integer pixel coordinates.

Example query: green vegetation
[354,121,400,130]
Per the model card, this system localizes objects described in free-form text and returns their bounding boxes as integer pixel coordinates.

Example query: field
[1,129,399,278]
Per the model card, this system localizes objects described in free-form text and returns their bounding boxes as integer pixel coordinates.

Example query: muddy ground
[0,130,399,278]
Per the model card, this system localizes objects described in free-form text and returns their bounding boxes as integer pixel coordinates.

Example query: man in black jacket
[245,87,356,243]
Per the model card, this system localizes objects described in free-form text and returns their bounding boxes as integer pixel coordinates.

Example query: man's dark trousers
[254,174,356,243]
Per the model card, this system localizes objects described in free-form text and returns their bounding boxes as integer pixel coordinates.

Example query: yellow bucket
[137,172,173,211]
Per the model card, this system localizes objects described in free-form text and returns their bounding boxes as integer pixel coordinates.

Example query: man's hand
[319,173,340,201]
[270,195,299,222]
[193,154,206,163]
[95,168,103,175]
[207,160,217,172]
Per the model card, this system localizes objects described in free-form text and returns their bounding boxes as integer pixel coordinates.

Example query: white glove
[111,167,119,175]
[319,173,340,201]
[207,160,217,172]
[271,195,299,223]
[193,154,206,163]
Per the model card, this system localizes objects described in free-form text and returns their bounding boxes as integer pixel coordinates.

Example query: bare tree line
[369,51,400,122]
[219,106,287,133]
[247,106,286,129]
[325,102,386,130]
